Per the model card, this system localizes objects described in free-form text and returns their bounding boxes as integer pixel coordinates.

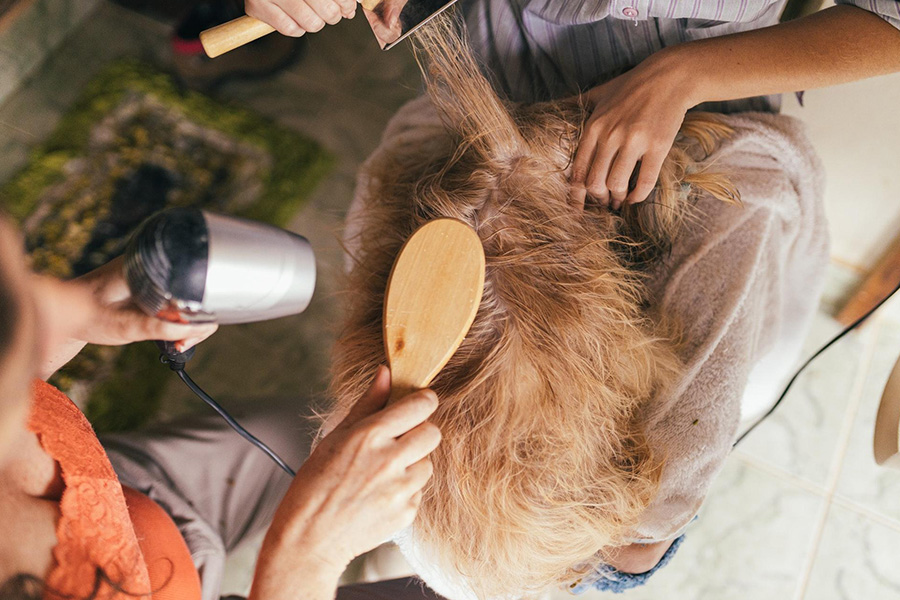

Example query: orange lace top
[27,380,202,600]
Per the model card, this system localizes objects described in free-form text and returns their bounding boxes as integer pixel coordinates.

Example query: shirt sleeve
[836,0,900,30]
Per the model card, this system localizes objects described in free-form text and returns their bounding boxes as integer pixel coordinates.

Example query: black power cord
[735,277,900,447]
[158,342,296,477]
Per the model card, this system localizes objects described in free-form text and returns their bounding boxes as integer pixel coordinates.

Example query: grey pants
[100,400,444,600]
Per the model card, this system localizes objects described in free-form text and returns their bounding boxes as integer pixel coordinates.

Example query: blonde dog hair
[328,13,738,599]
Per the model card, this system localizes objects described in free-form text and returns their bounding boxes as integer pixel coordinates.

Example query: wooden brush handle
[199,16,276,58]
[388,383,419,405]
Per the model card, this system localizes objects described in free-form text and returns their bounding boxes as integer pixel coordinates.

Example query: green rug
[1,60,333,432]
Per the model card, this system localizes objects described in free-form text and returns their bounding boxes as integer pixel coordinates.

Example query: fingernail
[178,331,213,351]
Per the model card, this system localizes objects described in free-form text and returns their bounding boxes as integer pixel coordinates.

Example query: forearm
[249,529,343,600]
[38,339,87,381]
[660,5,900,106]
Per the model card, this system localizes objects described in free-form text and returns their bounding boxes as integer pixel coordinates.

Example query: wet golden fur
[327,13,738,599]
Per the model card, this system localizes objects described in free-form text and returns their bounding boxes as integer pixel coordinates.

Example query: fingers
[605,145,642,210]
[403,458,434,493]
[246,0,307,36]
[393,460,432,524]
[574,136,665,209]
[302,0,352,23]
[176,332,216,352]
[569,125,599,210]
[365,389,438,440]
[246,0,355,36]
[394,421,441,467]
[335,0,357,17]
[584,143,618,207]
[625,148,667,205]
[341,365,392,427]
[278,0,331,29]
[91,304,217,346]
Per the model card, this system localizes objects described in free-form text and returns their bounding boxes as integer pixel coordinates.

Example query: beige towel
[634,110,829,541]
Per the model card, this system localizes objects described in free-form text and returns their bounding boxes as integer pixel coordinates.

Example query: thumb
[340,365,392,428]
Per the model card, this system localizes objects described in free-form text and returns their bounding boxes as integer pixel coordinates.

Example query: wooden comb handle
[199,15,276,58]
[200,2,384,58]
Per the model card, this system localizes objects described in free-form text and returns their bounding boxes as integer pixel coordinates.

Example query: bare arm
[677,5,900,105]
[571,4,900,208]
[249,367,441,600]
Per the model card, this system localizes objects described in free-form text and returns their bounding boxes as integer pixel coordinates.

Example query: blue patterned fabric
[567,533,687,594]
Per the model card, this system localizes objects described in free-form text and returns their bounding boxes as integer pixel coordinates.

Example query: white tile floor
[3,2,900,599]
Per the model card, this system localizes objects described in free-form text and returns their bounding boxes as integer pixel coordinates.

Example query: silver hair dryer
[123,207,314,477]
[124,208,315,326]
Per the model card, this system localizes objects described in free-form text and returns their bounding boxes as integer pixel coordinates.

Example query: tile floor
[2,2,900,599]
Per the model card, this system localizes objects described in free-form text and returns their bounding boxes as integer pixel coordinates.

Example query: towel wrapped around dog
[344,96,829,600]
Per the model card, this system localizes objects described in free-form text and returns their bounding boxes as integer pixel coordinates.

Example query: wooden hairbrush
[383,219,485,402]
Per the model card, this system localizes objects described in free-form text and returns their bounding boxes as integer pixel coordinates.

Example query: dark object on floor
[172,0,306,91]
[335,578,447,600]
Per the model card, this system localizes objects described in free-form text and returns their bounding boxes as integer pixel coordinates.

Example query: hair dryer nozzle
[125,208,316,325]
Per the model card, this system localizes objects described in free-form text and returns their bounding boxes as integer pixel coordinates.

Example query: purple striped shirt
[461,0,900,112]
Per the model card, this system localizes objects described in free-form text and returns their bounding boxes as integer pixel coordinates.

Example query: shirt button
[623,6,638,17]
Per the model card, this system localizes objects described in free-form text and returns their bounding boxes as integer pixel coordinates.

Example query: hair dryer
[122,207,316,476]
[124,207,315,327]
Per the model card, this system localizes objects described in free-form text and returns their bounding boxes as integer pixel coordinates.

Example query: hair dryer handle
[156,340,196,370]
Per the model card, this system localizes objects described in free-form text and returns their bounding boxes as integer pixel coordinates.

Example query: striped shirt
[460,0,900,112]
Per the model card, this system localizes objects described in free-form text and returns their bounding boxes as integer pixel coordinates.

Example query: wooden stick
[199,16,276,58]
[836,234,900,327]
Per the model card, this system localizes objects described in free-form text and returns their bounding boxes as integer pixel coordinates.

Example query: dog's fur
[328,13,737,599]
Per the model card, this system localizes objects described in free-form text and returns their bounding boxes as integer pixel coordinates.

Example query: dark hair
[0,575,42,600]
[0,565,168,600]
